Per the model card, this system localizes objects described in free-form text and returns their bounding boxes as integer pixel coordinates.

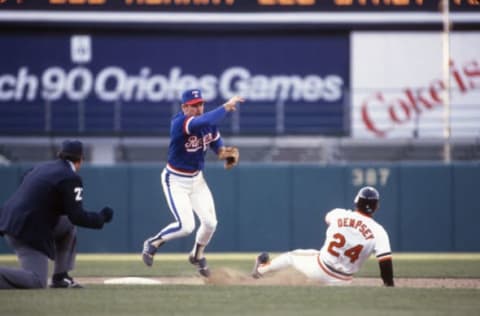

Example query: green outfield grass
[0,253,479,316]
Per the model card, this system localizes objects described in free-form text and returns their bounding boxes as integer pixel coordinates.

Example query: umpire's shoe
[142,239,158,267]
[251,252,270,279]
[188,255,210,277]
[50,273,83,289]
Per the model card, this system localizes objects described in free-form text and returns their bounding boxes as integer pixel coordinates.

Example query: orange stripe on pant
[316,256,353,282]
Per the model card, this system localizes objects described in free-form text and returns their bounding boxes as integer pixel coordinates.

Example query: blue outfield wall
[0,162,479,254]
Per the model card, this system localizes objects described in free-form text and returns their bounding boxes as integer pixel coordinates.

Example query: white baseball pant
[148,168,218,249]
[257,249,353,286]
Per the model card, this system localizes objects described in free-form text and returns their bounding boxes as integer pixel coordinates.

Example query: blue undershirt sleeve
[188,106,227,133]
[210,137,224,154]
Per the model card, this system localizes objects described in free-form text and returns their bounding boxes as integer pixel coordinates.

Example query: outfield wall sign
[352,32,480,139]
[0,33,349,135]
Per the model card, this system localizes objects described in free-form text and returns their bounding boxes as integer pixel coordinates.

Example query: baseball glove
[219,146,240,170]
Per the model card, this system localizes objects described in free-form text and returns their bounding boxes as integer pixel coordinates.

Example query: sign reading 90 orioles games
[0,33,349,135]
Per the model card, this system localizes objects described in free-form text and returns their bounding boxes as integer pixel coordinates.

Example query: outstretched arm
[223,95,245,112]
[188,96,245,133]
[60,178,112,229]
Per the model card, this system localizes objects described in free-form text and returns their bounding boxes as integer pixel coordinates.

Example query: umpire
[0,140,114,289]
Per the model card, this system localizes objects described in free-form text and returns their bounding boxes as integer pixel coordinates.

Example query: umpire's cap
[182,89,204,105]
[58,140,83,162]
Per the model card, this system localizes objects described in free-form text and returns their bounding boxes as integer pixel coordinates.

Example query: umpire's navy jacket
[0,159,105,259]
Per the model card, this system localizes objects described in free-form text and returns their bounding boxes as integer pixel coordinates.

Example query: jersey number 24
[327,233,364,263]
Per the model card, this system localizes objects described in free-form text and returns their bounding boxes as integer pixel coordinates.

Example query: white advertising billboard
[352,32,480,139]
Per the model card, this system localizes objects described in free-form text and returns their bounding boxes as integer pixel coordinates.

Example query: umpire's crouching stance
[0,140,114,289]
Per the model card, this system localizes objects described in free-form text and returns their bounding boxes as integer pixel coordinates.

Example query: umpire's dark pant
[0,216,77,289]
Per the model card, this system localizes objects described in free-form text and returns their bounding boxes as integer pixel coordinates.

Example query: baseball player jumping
[142,89,244,277]
[252,186,394,286]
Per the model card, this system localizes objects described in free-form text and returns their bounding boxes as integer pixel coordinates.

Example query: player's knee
[32,272,47,289]
[181,221,196,236]
[204,219,217,232]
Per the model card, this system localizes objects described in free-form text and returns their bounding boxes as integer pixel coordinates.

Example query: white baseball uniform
[257,208,392,285]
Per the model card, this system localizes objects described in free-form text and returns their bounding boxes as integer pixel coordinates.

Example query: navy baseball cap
[59,140,83,160]
[182,89,204,105]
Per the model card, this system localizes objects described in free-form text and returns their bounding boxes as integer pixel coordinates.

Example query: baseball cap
[58,140,83,160]
[182,89,204,105]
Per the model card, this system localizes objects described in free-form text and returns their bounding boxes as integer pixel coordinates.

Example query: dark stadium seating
[1,138,479,164]
[0,143,57,163]
[270,146,325,163]
[334,143,406,162]
[0,142,91,163]
[115,144,169,163]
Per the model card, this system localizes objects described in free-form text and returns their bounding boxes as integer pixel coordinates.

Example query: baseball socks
[191,242,205,260]
[189,243,210,277]
[151,239,164,249]
[142,238,165,267]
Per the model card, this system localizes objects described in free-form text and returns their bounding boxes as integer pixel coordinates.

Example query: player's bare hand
[223,96,245,112]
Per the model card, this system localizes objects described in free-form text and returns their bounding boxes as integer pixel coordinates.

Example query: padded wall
[0,162,478,254]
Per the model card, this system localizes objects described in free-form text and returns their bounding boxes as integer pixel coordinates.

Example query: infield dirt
[79,267,480,288]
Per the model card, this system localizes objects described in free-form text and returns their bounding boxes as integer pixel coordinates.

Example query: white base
[103,277,162,285]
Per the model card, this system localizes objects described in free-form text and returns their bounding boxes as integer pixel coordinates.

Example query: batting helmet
[354,186,380,215]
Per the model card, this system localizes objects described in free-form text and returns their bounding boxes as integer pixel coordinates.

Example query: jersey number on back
[327,233,364,263]
[74,187,83,201]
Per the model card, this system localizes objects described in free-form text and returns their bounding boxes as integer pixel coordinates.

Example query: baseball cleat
[50,273,83,289]
[251,252,270,279]
[189,255,211,277]
[142,240,157,267]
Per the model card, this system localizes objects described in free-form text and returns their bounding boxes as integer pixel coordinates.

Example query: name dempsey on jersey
[337,217,374,240]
